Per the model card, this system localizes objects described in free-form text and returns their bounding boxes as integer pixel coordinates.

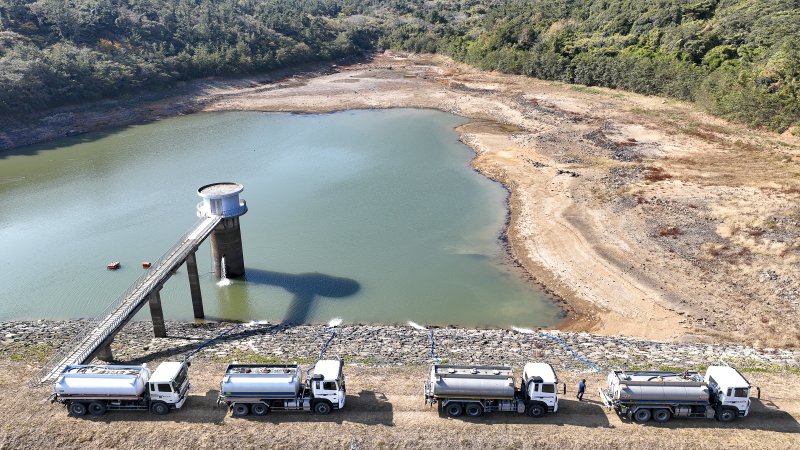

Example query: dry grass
[643,166,672,182]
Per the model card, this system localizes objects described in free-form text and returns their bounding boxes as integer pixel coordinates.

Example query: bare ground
[2,51,799,347]
[2,360,799,450]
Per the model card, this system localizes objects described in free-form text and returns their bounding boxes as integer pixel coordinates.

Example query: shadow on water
[243,268,361,325]
[0,128,127,160]
[0,53,375,160]
[118,266,360,363]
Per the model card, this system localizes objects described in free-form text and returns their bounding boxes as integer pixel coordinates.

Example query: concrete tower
[197,182,248,278]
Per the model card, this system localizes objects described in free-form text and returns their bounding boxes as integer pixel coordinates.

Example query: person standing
[577,379,586,401]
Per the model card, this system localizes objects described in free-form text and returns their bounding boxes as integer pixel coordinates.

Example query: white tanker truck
[51,362,190,416]
[217,360,346,416]
[424,363,563,418]
[599,366,752,423]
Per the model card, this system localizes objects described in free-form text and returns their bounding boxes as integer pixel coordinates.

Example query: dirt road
[4,361,798,449]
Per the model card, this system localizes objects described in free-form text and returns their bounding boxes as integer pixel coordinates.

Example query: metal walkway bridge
[37,216,222,384]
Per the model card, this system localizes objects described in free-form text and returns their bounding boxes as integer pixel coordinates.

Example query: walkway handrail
[35,216,221,384]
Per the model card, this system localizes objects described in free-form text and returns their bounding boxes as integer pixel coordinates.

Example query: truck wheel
[717,408,737,423]
[313,401,332,415]
[446,403,463,417]
[652,409,671,423]
[465,403,483,417]
[232,403,250,417]
[633,408,652,423]
[88,401,107,416]
[151,402,170,415]
[68,402,87,417]
[252,403,270,416]
[526,403,545,418]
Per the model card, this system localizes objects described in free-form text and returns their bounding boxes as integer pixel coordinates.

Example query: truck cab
[705,366,751,421]
[522,363,560,415]
[309,359,346,414]
[147,362,191,414]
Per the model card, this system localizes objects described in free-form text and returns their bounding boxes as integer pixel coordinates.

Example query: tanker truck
[424,363,563,418]
[599,366,752,423]
[51,362,190,416]
[217,359,346,416]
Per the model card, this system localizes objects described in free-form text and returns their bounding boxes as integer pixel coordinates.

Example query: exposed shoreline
[3,52,799,347]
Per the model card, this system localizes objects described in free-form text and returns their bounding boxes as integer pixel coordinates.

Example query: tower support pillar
[148,289,167,338]
[210,216,245,278]
[96,343,114,362]
[186,251,205,319]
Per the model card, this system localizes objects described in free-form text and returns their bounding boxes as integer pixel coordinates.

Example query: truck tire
[465,403,483,417]
[232,403,250,417]
[652,409,671,423]
[633,408,652,423]
[313,401,332,415]
[526,403,546,418]
[717,408,737,423]
[151,402,170,416]
[252,403,270,416]
[446,402,463,417]
[68,402,87,417]
[88,401,107,416]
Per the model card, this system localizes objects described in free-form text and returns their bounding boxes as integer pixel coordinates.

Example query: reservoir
[0,109,560,327]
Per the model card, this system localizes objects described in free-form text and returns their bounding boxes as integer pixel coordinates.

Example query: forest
[1,0,798,132]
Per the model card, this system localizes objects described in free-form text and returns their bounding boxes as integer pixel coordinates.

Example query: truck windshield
[172,365,188,391]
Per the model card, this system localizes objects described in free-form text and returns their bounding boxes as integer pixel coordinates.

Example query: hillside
[1,0,798,132]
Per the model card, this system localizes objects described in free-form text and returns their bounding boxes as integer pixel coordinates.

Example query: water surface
[0,109,560,327]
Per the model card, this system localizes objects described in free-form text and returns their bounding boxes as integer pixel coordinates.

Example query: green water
[0,109,560,327]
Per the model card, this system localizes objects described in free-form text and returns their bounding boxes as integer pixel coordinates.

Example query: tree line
[1,0,798,132]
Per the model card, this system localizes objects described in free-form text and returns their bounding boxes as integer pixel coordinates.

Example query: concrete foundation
[186,251,204,319]
[211,216,245,278]
[148,289,166,338]
[96,343,113,362]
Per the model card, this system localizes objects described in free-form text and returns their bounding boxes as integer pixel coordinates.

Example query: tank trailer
[424,363,563,418]
[217,359,346,416]
[51,362,191,416]
[599,366,752,423]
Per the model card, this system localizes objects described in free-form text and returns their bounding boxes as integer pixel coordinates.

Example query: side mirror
[562,382,567,395]
[756,386,761,399]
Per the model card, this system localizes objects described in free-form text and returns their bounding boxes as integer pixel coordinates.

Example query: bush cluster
[1,0,797,132]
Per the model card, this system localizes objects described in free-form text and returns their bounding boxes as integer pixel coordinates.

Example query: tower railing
[35,215,222,385]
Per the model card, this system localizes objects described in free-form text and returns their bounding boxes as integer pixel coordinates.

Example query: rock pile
[2,320,798,372]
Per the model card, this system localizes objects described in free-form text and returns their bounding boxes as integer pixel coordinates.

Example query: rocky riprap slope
[2,321,798,372]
